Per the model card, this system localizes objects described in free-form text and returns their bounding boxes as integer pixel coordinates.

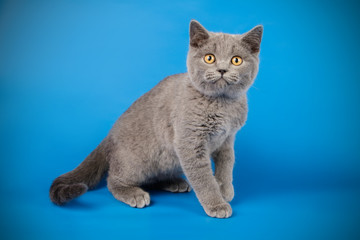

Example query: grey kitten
[50,20,263,218]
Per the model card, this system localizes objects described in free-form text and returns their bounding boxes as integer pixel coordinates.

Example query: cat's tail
[49,138,112,205]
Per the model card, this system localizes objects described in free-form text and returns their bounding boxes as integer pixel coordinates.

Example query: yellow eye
[231,56,243,66]
[204,54,216,64]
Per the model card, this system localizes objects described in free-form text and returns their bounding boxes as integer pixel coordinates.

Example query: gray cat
[50,20,263,218]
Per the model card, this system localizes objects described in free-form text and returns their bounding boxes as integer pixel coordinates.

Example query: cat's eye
[204,54,216,64]
[231,56,243,66]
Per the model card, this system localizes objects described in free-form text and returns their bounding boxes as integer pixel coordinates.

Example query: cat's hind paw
[159,178,192,193]
[110,186,150,208]
[126,192,150,208]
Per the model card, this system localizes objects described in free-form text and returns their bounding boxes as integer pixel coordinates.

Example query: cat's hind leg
[108,178,150,208]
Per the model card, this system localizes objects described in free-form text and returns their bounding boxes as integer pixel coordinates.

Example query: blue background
[0,0,359,239]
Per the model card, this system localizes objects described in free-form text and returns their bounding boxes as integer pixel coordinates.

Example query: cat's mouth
[212,77,237,85]
[213,77,228,84]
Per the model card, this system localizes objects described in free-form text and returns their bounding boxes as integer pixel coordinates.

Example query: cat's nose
[217,69,227,75]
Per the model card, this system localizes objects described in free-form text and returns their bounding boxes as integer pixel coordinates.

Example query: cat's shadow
[62,177,199,213]
[62,177,108,210]
[64,199,96,209]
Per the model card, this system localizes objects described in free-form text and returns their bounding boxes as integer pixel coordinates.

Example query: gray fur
[50,20,263,218]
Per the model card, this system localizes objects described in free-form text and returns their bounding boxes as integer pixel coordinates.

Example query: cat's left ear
[189,20,209,48]
[241,25,263,54]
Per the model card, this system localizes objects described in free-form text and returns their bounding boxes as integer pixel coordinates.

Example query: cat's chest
[203,111,236,149]
[195,100,247,149]
[205,113,230,150]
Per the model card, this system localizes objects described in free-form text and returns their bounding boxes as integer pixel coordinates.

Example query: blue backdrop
[0,0,359,239]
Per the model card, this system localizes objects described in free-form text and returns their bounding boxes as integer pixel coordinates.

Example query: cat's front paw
[204,202,232,218]
[220,183,234,202]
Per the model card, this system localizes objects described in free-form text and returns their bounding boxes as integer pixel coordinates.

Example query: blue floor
[1,1,359,239]
[2,184,360,239]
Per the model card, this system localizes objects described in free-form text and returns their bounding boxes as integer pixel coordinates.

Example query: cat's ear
[242,25,263,54]
[189,20,209,48]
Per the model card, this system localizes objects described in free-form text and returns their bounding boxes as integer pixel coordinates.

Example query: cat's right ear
[189,20,209,48]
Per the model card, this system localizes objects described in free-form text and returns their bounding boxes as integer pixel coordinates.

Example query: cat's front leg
[175,133,232,218]
[212,136,235,202]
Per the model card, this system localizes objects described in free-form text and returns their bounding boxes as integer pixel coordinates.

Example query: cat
[50,20,263,218]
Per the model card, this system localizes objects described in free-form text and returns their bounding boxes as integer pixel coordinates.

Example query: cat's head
[186,20,263,99]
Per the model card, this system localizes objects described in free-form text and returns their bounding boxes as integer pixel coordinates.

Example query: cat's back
[148,72,187,103]
[125,72,186,116]
[109,73,187,140]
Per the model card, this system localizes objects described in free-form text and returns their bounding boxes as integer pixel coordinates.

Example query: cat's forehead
[200,33,245,56]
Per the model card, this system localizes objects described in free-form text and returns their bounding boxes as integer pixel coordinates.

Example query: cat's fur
[49,20,263,218]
